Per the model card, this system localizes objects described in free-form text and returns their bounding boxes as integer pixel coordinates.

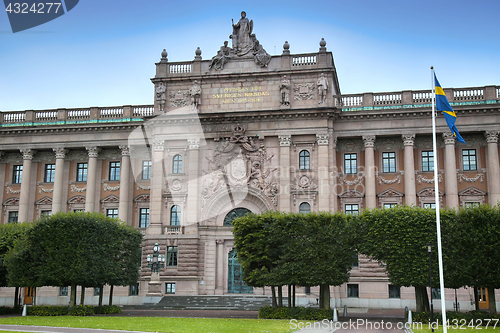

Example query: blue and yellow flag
[434,74,465,144]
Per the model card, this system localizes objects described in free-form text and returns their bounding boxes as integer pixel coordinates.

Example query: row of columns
[16,146,132,223]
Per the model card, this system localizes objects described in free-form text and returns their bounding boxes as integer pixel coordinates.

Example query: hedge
[410,311,500,325]
[0,306,22,315]
[258,306,334,320]
[27,305,121,316]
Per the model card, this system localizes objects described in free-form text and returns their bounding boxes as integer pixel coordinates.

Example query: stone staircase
[153,295,274,311]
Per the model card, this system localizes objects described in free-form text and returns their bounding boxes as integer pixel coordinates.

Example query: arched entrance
[228,249,253,294]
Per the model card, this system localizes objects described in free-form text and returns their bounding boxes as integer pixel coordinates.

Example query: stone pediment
[101,194,119,203]
[458,186,486,197]
[339,189,364,198]
[68,196,86,204]
[377,188,403,198]
[417,187,444,197]
[134,194,150,202]
[35,196,52,205]
[3,197,19,206]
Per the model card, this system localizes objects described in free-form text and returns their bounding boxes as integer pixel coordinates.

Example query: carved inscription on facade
[212,86,269,104]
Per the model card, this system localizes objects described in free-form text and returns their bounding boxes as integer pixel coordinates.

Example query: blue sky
[1,0,499,111]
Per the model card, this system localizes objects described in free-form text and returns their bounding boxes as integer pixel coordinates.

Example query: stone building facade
[1,14,499,310]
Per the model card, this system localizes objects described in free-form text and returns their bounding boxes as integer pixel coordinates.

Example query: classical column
[85,147,100,212]
[443,133,459,208]
[363,136,376,209]
[18,149,35,222]
[186,139,200,224]
[402,134,417,206]
[330,136,338,212]
[485,131,500,205]
[215,239,224,295]
[148,140,164,235]
[52,148,68,214]
[316,133,330,211]
[278,135,291,212]
[118,146,131,224]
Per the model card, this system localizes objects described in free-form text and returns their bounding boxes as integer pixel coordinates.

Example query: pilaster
[485,131,500,205]
[316,133,330,211]
[118,146,131,225]
[148,140,165,235]
[186,139,200,224]
[278,135,291,212]
[442,133,458,208]
[19,149,35,222]
[402,134,417,206]
[363,136,376,209]
[85,147,100,212]
[52,148,68,214]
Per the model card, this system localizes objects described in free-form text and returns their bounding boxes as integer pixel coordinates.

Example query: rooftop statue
[231,11,254,56]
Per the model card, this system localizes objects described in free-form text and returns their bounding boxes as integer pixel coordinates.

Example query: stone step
[155,295,277,311]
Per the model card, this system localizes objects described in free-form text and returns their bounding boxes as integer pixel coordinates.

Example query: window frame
[462,149,477,171]
[139,208,149,228]
[166,246,178,267]
[344,153,357,174]
[345,203,359,215]
[165,283,176,294]
[389,285,401,299]
[421,151,434,172]
[382,152,396,173]
[106,208,118,219]
[8,211,18,223]
[172,155,183,174]
[12,165,23,184]
[59,286,69,297]
[170,205,181,226]
[299,150,310,170]
[109,161,121,181]
[347,284,359,298]
[299,202,311,214]
[129,283,139,296]
[142,160,151,180]
[76,162,88,182]
[44,163,56,183]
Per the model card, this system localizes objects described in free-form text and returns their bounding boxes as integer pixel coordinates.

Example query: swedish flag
[435,74,465,144]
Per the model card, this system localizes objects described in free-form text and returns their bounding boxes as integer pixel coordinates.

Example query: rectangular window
[8,211,18,223]
[76,163,88,182]
[462,149,477,171]
[422,151,434,172]
[142,161,151,180]
[383,203,398,209]
[351,254,359,268]
[389,285,401,298]
[165,283,175,294]
[347,284,359,298]
[344,153,357,174]
[382,152,396,173]
[424,203,436,209]
[59,286,68,296]
[345,204,359,215]
[139,208,149,228]
[94,287,100,296]
[109,161,120,181]
[12,165,23,184]
[129,283,139,296]
[431,287,441,299]
[44,164,56,183]
[106,208,118,218]
[464,202,480,208]
[41,210,51,217]
[74,209,85,213]
[167,246,178,267]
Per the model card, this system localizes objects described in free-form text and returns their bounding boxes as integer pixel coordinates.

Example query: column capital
[485,130,500,144]
[216,239,224,244]
[86,146,101,158]
[402,134,416,146]
[153,140,165,151]
[53,148,68,159]
[187,139,200,150]
[362,135,376,148]
[119,145,131,156]
[442,132,456,145]
[20,148,36,160]
[278,135,291,147]
[316,133,329,146]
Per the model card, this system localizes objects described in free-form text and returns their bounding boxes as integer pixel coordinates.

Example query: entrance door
[24,287,34,305]
[478,287,489,310]
[228,249,253,294]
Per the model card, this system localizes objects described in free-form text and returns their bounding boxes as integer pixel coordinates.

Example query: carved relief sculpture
[317,73,328,104]
[252,40,271,67]
[279,75,290,107]
[155,82,166,112]
[293,83,315,101]
[231,11,253,55]
[209,41,232,71]
[189,80,202,109]
[169,90,189,108]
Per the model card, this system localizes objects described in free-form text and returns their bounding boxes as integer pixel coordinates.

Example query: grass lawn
[414,329,499,332]
[0,316,306,333]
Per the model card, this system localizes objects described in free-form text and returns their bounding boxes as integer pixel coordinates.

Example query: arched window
[170,205,181,225]
[223,208,251,226]
[299,150,310,170]
[299,202,311,214]
[173,155,183,174]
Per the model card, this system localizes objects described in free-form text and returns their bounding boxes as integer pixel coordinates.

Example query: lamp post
[147,243,165,273]
[426,243,434,332]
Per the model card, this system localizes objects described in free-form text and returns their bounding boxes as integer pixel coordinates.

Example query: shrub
[259,306,334,320]
[28,306,69,316]
[68,305,95,316]
[410,311,500,325]
[94,305,122,314]
[0,306,22,315]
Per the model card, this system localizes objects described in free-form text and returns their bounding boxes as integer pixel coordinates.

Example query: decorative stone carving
[4,152,22,164]
[169,90,189,108]
[33,151,55,163]
[417,174,443,184]
[103,183,120,192]
[136,183,151,191]
[165,179,187,194]
[53,148,68,159]
[377,188,404,208]
[38,185,54,194]
[101,194,119,203]
[293,83,315,101]
[457,173,485,183]
[99,148,121,160]
[375,138,402,151]
[153,140,165,151]
[417,187,444,207]
[20,148,35,160]
[35,196,52,205]
[86,147,101,158]
[68,196,86,204]
[189,80,202,108]
[134,194,150,202]
[458,186,487,207]
[414,136,434,149]
[252,40,271,68]
[339,176,364,186]
[279,75,290,107]
[291,175,318,192]
[377,175,401,185]
[316,133,329,146]
[402,134,416,146]
[5,187,20,194]
[278,135,291,147]
[156,82,166,112]
[209,41,232,71]
[317,73,328,104]
[231,11,254,56]
[485,130,499,143]
[3,197,20,206]
[65,150,87,162]
[188,139,200,150]
[362,136,376,148]
[337,139,363,152]
[70,185,86,193]
[119,146,130,156]
[442,132,456,145]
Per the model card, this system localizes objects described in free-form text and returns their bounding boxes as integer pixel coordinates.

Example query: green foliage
[28,306,69,316]
[68,305,95,316]
[0,222,32,287]
[0,306,22,315]
[411,311,500,324]
[94,305,122,314]
[258,306,333,320]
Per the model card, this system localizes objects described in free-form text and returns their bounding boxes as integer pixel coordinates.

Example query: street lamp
[426,243,434,332]
[147,243,165,273]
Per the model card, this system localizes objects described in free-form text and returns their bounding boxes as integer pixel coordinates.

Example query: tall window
[352,254,359,268]
[299,150,310,170]
[347,284,359,298]
[167,246,178,266]
[44,164,56,183]
[173,155,183,174]
[462,149,477,171]
[129,283,139,296]
[422,151,434,172]
[94,287,100,296]
[344,153,357,174]
[165,283,175,294]
[106,208,118,218]
[8,211,18,223]
[382,152,396,173]
[59,286,68,296]
[299,202,311,214]
[12,165,22,184]
[142,160,151,180]
[170,205,181,225]
[109,161,120,181]
[389,285,401,298]
[76,163,88,182]
[345,204,359,215]
[139,208,149,228]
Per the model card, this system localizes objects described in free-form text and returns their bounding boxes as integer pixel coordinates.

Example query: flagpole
[431,66,448,332]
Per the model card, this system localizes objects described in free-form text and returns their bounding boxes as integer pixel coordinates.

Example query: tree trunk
[271,286,277,308]
[474,287,480,311]
[80,286,85,305]
[320,284,330,309]
[14,287,19,308]
[488,288,497,314]
[33,288,36,306]
[415,286,430,312]
[70,283,77,307]
[98,285,103,307]
[278,285,283,307]
[288,285,291,308]
[293,285,296,307]
[108,285,114,306]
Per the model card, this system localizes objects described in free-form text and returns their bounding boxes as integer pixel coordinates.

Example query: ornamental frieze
[293,83,315,101]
